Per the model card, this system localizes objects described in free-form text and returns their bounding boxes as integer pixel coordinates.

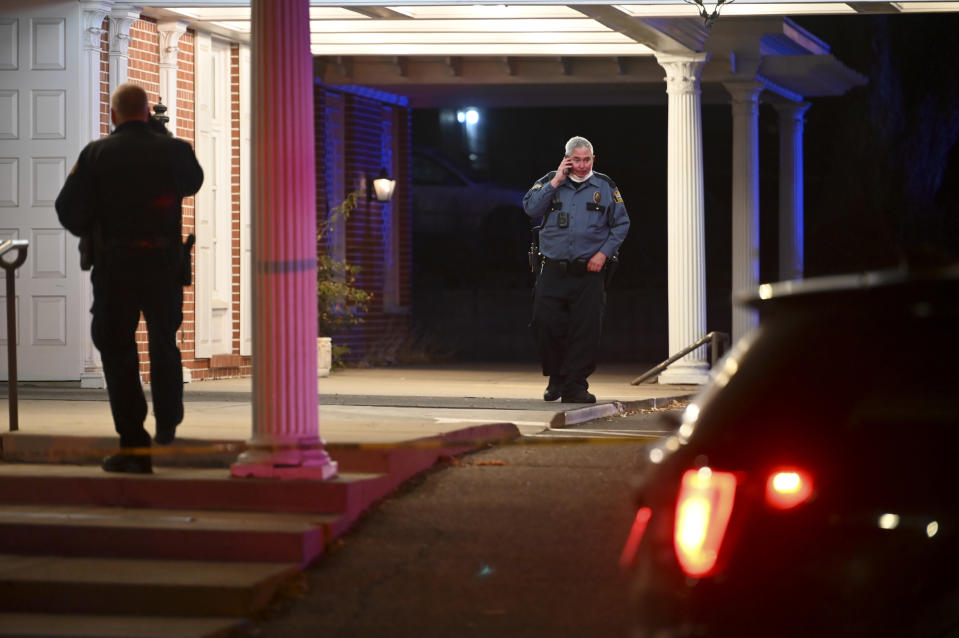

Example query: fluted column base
[232,442,338,479]
[659,361,710,385]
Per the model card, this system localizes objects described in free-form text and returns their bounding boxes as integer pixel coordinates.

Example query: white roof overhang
[136,1,951,106]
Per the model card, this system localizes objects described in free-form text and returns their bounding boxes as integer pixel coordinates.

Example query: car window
[412,153,467,187]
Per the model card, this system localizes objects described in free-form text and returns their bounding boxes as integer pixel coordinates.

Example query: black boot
[102,452,153,474]
[543,375,564,401]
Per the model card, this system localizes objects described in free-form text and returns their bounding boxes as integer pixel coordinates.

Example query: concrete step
[0,464,390,516]
[0,505,334,565]
[0,555,298,618]
[0,613,244,638]
[0,423,519,471]
[0,434,243,468]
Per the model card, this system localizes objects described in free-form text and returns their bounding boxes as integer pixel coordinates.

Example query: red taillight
[765,469,813,509]
[619,506,652,569]
[674,468,737,577]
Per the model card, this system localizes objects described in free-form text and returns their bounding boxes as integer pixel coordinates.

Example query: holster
[604,253,620,288]
[181,233,195,286]
[79,224,103,271]
[79,234,94,271]
[528,227,542,273]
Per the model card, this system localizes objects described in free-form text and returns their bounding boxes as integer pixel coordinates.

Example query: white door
[194,34,232,358]
[0,2,84,380]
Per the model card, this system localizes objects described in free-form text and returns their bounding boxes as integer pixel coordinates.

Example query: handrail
[1,239,30,432]
[631,330,730,385]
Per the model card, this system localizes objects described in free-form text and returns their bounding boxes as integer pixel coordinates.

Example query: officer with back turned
[56,82,203,474]
[523,136,630,404]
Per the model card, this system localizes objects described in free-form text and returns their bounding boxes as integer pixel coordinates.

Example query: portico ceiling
[139,1,948,106]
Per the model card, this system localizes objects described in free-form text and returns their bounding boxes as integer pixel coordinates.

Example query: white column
[79,2,110,143]
[79,1,111,389]
[108,5,139,95]
[231,0,338,480]
[725,81,763,343]
[775,101,810,281]
[156,20,186,135]
[656,53,710,385]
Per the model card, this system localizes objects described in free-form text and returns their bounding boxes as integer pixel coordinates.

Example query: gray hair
[564,136,594,156]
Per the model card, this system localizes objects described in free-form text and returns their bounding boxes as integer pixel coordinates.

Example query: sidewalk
[0,363,698,448]
[0,363,699,636]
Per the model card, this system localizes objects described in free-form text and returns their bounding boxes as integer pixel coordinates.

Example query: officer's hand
[587,252,607,272]
[550,156,572,187]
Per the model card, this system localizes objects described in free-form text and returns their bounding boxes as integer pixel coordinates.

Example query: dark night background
[406,13,959,365]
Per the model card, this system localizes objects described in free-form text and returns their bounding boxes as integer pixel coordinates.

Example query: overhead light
[368,168,396,203]
[457,108,480,125]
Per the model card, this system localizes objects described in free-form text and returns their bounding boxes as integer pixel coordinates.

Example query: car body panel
[628,266,959,638]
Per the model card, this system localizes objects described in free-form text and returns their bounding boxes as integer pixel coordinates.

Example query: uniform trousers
[91,263,183,448]
[531,260,605,394]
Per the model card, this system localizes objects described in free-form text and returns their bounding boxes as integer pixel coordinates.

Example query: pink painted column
[231,0,338,480]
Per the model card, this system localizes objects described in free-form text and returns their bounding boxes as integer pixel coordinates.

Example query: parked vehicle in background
[411,146,526,235]
[621,266,959,638]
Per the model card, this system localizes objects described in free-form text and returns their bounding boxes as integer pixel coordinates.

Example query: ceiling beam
[571,6,704,54]
[347,6,410,19]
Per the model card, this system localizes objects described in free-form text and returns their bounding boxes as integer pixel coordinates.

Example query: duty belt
[105,236,176,250]
[542,256,593,275]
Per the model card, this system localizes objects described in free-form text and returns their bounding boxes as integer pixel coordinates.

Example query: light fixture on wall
[368,168,396,203]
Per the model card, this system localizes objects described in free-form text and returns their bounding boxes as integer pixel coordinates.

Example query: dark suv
[622,266,959,638]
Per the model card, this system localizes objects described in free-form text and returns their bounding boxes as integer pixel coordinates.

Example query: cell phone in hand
[563,156,571,175]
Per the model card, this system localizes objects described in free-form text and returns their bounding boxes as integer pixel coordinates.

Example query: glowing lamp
[368,167,396,203]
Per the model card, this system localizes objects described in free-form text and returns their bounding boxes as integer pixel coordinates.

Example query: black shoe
[561,391,596,404]
[155,425,176,445]
[102,453,153,474]
[543,384,563,402]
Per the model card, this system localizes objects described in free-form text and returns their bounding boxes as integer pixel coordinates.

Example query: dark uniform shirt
[56,120,203,269]
[523,171,630,262]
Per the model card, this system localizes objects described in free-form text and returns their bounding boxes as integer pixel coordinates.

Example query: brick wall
[99,18,109,136]
[322,91,413,363]
[94,24,413,378]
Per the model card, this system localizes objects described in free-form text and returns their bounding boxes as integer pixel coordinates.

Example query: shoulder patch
[531,171,556,190]
[613,189,623,203]
[593,171,617,189]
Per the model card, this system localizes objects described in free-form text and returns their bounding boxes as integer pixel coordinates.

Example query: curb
[549,394,695,429]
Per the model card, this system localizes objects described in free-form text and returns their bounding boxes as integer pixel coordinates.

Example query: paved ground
[1,363,697,446]
[0,363,696,637]
[238,433,664,638]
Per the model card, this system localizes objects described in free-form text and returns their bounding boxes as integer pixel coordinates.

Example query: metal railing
[1,239,29,431]
[631,331,730,385]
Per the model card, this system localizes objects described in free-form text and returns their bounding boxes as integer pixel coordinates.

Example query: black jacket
[56,120,203,269]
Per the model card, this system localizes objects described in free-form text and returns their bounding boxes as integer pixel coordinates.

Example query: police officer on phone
[523,136,630,403]
[56,82,203,474]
